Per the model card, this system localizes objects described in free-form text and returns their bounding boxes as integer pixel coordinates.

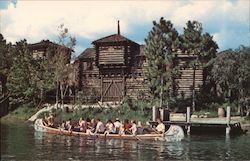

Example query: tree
[180,21,218,111]
[144,17,179,107]
[211,46,250,114]
[52,24,76,107]
[7,40,39,106]
[0,34,14,76]
[6,39,56,107]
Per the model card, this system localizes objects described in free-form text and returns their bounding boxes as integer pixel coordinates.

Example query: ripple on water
[1,123,250,160]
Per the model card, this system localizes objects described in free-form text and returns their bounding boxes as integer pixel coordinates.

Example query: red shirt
[124,123,132,130]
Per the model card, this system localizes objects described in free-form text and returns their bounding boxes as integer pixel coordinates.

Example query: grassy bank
[38,100,152,124]
[1,103,37,123]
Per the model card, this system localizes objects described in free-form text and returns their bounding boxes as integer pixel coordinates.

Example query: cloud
[0,0,249,55]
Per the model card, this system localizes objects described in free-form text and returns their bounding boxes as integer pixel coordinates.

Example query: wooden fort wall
[175,51,203,97]
[76,36,205,102]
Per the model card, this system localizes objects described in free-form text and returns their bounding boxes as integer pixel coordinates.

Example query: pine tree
[180,21,218,111]
[144,17,179,107]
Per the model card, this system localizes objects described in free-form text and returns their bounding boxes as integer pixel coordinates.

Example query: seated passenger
[105,119,115,135]
[65,118,73,131]
[79,118,86,132]
[123,119,132,134]
[60,120,66,130]
[90,119,97,132]
[94,118,105,134]
[86,118,92,130]
[46,113,55,128]
[129,120,137,135]
[155,118,165,134]
[114,118,122,134]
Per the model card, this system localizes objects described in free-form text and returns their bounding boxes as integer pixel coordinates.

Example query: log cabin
[75,21,204,103]
[28,40,73,102]
[28,40,72,64]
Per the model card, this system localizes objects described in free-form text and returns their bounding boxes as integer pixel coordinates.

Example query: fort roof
[28,40,73,51]
[92,34,138,45]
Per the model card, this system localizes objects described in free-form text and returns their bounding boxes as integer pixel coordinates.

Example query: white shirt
[95,121,105,133]
[156,123,165,133]
[114,121,122,129]
[130,123,137,135]
[106,122,115,133]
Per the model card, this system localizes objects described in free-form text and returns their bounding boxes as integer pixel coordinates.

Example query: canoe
[34,119,184,142]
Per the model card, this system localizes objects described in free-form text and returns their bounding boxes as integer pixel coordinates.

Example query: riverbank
[2,102,250,134]
[35,103,152,124]
[1,103,37,123]
[1,101,152,123]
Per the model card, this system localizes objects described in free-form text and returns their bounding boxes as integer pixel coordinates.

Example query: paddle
[126,130,142,141]
[152,128,174,136]
[151,128,161,134]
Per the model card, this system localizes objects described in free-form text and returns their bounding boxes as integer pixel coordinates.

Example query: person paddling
[114,118,122,134]
[65,118,73,132]
[123,119,132,134]
[129,120,137,135]
[45,112,54,128]
[155,118,165,134]
[94,118,105,134]
[104,119,115,135]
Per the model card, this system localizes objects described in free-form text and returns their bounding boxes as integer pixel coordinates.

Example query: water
[1,122,250,161]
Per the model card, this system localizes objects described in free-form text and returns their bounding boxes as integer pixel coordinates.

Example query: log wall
[98,46,125,65]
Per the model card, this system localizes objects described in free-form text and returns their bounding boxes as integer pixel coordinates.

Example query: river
[1,122,250,161]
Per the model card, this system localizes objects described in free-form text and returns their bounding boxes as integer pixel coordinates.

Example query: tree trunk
[60,83,64,108]
[56,79,59,108]
[160,75,163,108]
[192,66,196,112]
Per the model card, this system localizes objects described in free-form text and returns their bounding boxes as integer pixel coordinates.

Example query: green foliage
[211,46,250,111]
[7,40,38,105]
[6,39,55,107]
[39,99,151,123]
[179,21,218,111]
[53,24,76,106]
[144,17,180,105]
[2,103,37,121]
[0,34,14,76]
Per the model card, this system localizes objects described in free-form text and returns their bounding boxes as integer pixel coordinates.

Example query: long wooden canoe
[34,119,184,142]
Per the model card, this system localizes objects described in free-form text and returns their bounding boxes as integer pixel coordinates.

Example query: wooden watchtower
[76,21,147,102]
[93,21,141,102]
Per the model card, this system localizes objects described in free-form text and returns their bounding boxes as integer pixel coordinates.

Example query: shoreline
[2,103,250,134]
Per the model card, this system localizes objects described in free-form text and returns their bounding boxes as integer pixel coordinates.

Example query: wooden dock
[164,121,243,135]
[152,106,245,135]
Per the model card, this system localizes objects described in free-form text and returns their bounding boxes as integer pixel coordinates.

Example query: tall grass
[38,98,152,124]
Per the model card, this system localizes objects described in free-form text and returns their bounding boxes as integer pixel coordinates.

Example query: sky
[0,0,249,56]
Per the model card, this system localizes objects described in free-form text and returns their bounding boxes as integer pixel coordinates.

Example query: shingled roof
[77,48,95,59]
[92,34,138,45]
[28,40,73,51]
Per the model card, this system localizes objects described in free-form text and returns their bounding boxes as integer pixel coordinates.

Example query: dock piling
[186,106,191,135]
[226,106,231,135]
[152,106,157,122]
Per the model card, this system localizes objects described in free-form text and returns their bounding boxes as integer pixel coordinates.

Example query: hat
[115,118,120,121]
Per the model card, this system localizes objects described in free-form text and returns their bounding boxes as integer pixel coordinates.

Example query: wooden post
[226,106,231,135]
[186,106,191,135]
[152,106,157,122]
[159,108,163,121]
[100,75,103,102]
